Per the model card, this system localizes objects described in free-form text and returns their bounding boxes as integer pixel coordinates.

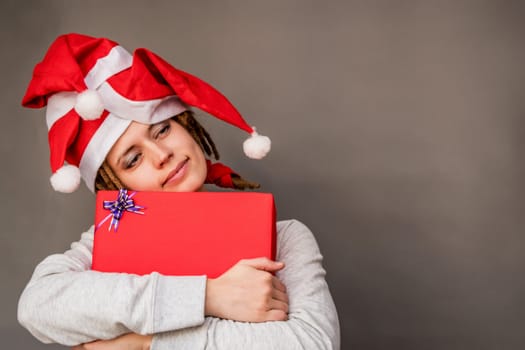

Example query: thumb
[240,257,285,272]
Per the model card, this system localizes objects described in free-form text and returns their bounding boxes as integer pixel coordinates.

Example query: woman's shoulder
[277,219,312,235]
[65,225,95,255]
[83,225,95,237]
[76,225,95,244]
[276,219,320,251]
[276,219,312,234]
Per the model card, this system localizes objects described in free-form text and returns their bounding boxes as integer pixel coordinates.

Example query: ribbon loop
[96,189,145,232]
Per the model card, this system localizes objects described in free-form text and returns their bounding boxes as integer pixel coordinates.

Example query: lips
[163,157,189,187]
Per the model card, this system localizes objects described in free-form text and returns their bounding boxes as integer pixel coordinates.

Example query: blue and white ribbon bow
[96,189,145,232]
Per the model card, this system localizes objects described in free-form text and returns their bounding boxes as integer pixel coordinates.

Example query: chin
[165,178,205,193]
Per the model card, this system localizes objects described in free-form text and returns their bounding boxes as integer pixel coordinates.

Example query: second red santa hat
[22,33,271,193]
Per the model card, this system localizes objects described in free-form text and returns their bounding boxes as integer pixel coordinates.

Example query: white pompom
[75,89,104,120]
[50,165,81,193]
[243,128,271,159]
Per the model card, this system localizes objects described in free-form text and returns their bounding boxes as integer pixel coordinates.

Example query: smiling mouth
[163,157,189,186]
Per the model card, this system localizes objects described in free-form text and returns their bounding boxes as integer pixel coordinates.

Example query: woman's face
[106,119,207,192]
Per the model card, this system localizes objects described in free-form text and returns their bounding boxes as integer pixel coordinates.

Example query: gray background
[1,0,524,349]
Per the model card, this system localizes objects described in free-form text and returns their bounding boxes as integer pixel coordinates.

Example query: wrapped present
[92,190,276,278]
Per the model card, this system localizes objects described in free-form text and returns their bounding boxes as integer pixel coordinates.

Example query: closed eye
[153,122,171,139]
[124,152,141,169]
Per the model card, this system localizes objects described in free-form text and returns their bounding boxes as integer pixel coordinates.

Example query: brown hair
[94,111,260,191]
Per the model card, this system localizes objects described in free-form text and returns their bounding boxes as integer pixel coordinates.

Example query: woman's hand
[71,333,152,350]
[205,257,289,322]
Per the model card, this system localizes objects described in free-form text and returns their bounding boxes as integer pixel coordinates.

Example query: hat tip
[243,130,271,159]
[50,165,81,193]
[75,89,104,120]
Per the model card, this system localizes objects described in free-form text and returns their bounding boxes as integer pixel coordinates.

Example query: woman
[18,33,340,349]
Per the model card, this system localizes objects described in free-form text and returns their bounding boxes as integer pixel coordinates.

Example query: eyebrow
[116,124,158,167]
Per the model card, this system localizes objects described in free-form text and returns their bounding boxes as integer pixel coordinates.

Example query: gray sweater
[18,219,340,349]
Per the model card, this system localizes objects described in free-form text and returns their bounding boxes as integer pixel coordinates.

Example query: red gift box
[92,191,276,278]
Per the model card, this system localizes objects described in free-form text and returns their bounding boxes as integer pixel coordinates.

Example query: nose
[148,142,173,168]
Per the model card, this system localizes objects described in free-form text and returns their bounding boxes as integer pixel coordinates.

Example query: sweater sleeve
[17,226,207,346]
[151,219,341,350]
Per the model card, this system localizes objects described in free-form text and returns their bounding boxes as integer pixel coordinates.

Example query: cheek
[192,145,208,183]
[180,137,208,190]
[117,164,159,191]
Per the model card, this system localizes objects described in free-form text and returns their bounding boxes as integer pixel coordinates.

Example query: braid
[231,176,260,190]
[174,111,260,190]
[94,110,260,191]
[95,160,125,191]
[173,111,220,160]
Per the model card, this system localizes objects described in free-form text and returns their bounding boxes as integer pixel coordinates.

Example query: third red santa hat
[22,33,270,193]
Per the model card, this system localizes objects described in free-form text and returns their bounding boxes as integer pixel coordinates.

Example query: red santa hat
[22,33,271,193]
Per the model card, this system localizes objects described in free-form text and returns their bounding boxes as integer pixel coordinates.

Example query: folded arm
[17,227,206,346]
[151,220,341,350]
[19,220,340,349]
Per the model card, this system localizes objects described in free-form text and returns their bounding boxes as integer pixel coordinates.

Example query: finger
[269,298,289,314]
[241,257,284,272]
[265,309,288,321]
[272,287,289,304]
[272,276,287,293]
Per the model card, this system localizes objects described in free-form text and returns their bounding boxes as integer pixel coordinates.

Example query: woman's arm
[71,257,291,350]
[19,227,290,347]
[17,227,207,346]
[151,220,341,350]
